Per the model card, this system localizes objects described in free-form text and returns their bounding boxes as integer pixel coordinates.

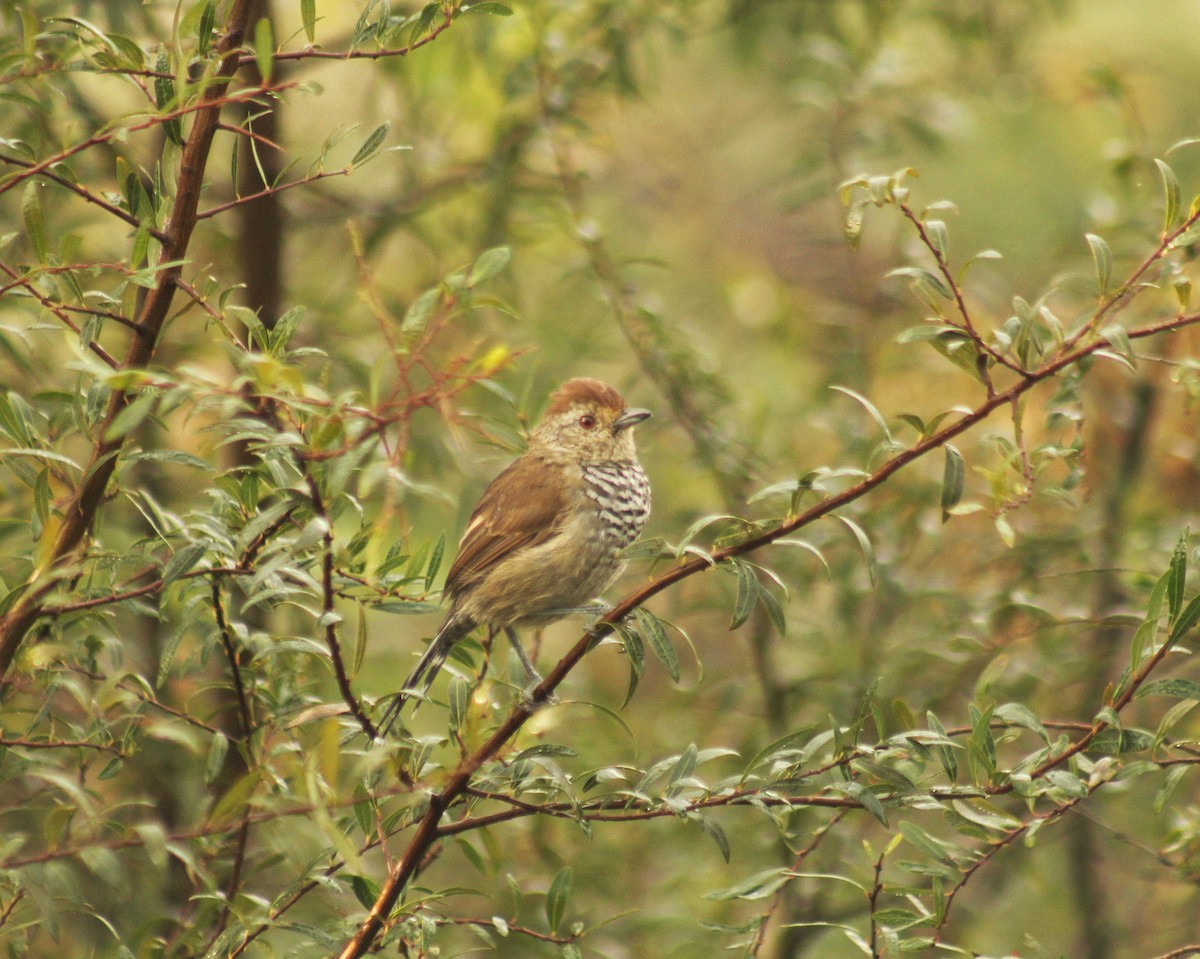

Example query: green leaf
[840,781,888,826]
[696,814,730,862]
[204,732,229,785]
[153,48,183,146]
[254,17,274,84]
[830,514,877,587]
[464,1,514,14]
[162,541,207,587]
[1099,324,1136,368]
[409,2,440,44]
[940,444,965,522]
[902,816,955,864]
[616,622,643,708]
[703,867,791,901]
[957,248,1003,284]
[351,875,380,910]
[665,743,698,795]
[402,287,440,333]
[1169,593,1200,643]
[993,702,1048,743]
[634,607,680,682]
[1085,233,1112,296]
[1156,158,1181,233]
[425,532,445,590]
[545,866,572,933]
[1168,531,1188,623]
[104,392,158,441]
[447,676,470,730]
[830,385,892,442]
[1135,678,1200,701]
[467,246,511,287]
[197,0,216,56]
[1154,765,1190,813]
[22,181,47,263]
[885,265,952,301]
[968,705,996,784]
[926,711,957,783]
[925,219,949,259]
[351,122,390,167]
[301,0,317,43]
[729,561,757,629]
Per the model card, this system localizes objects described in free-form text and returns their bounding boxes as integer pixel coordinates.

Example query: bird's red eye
[579,414,597,430]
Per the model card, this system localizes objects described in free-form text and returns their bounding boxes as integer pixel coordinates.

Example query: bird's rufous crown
[545,378,627,416]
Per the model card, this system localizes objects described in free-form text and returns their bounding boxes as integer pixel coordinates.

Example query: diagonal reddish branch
[0,0,257,680]
[336,307,1200,957]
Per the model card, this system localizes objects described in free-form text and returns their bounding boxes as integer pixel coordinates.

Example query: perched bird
[378,378,651,732]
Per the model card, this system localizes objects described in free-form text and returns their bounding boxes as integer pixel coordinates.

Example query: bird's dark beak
[612,408,651,433]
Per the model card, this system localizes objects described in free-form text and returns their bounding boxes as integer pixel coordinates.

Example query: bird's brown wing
[443,455,569,597]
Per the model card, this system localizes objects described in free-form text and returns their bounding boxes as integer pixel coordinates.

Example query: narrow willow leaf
[1154,765,1190,813]
[616,622,643,708]
[830,385,892,441]
[841,781,888,826]
[351,122,390,167]
[409,2,440,44]
[830,514,877,587]
[885,265,952,300]
[1168,531,1188,623]
[467,246,511,287]
[925,219,949,259]
[153,48,182,146]
[254,17,274,84]
[129,222,150,270]
[22,181,47,263]
[1135,678,1200,700]
[197,0,215,56]
[634,607,680,682]
[926,711,957,783]
[104,392,157,441]
[1169,593,1200,642]
[162,541,206,586]
[729,561,757,629]
[545,866,572,933]
[402,287,440,333]
[353,600,367,676]
[425,532,445,590]
[1155,158,1181,233]
[204,731,229,785]
[1085,233,1112,295]
[940,444,965,522]
[957,248,1003,284]
[447,676,470,730]
[666,743,698,794]
[1099,324,1136,367]
[301,0,316,43]
[697,814,731,862]
[464,1,514,14]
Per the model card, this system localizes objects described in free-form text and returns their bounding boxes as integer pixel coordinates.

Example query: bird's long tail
[376,613,475,737]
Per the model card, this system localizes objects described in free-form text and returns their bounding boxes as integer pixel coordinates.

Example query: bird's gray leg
[504,626,561,710]
[504,626,543,684]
